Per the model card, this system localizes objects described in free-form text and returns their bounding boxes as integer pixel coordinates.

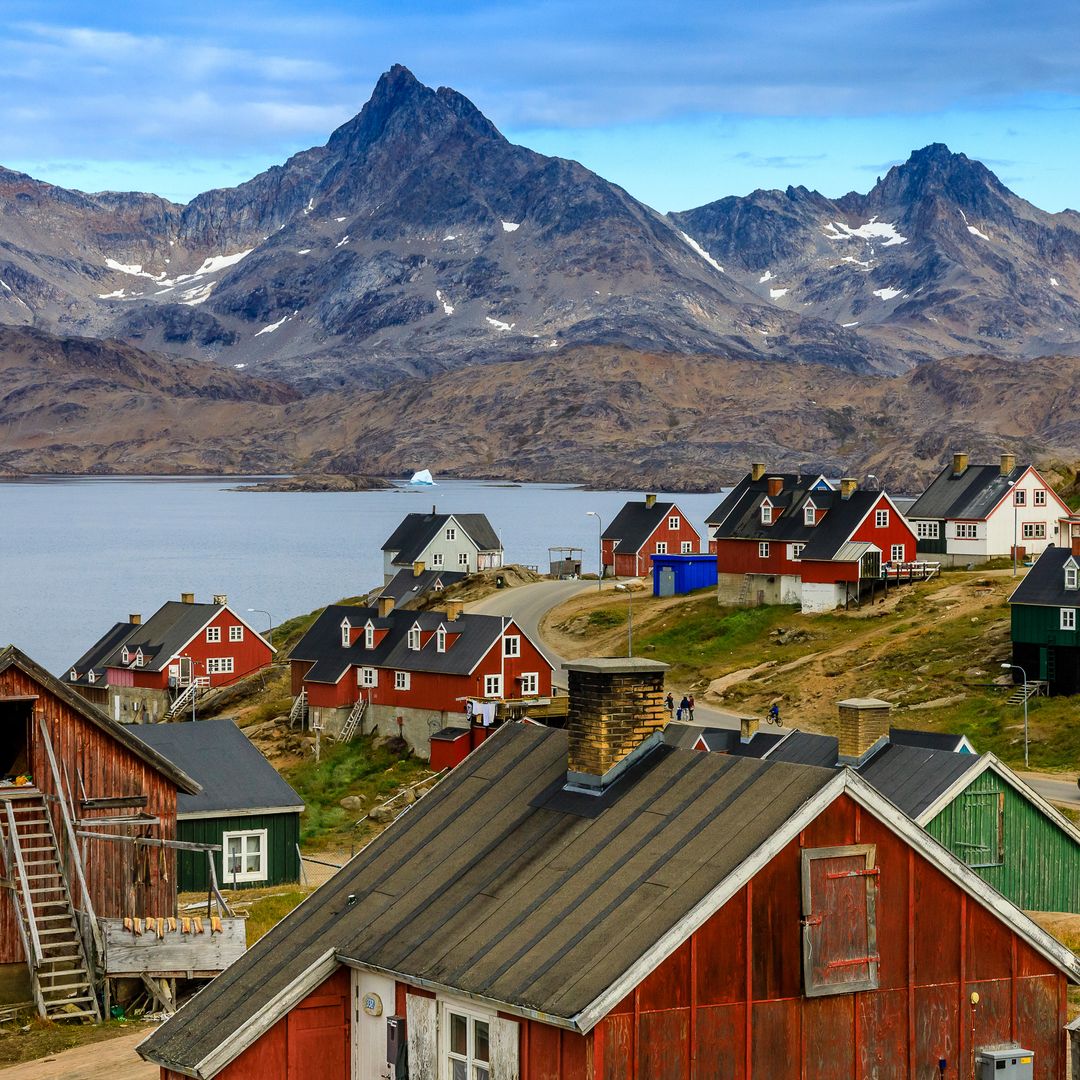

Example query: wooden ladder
[337,697,367,743]
[289,689,308,730]
[166,681,200,719]
[735,576,751,606]
[0,796,100,1023]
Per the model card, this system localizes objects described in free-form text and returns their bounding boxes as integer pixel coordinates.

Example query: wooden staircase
[1005,680,1047,705]
[337,697,367,743]
[289,689,308,730]
[0,795,101,1022]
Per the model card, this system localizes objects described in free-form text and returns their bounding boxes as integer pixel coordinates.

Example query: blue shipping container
[652,554,718,596]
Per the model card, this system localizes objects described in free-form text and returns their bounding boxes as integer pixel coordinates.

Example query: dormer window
[133,650,144,668]
[408,624,421,651]
[87,671,96,684]
[761,502,773,525]
[364,621,375,649]
[1066,563,1078,590]
[340,619,351,648]
[436,626,447,653]
[69,669,78,681]
[121,647,130,664]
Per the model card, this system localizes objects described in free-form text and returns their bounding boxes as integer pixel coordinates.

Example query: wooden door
[351,969,396,1080]
[288,986,349,1080]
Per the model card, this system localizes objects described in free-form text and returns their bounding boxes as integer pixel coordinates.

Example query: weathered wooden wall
[177,811,300,892]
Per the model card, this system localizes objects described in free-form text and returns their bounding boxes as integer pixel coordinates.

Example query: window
[668,515,681,530]
[394,671,410,691]
[1034,489,1047,506]
[445,527,457,541]
[408,625,421,651]
[875,509,889,528]
[222,830,267,884]
[87,671,96,684]
[761,503,773,525]
[1022,522,1046,539]
[207,657,234,675]
[957,792,1005,868]
[503,635,520,658]
[229,625,244,642]
[341,619,352,647]
[445,1007,490,1080]
[206,626,221,643]
[364,622,374,649]
[915,521,939,539]
[790,543,805,561]
[459,552,469,566]
[1062,609,1077,631]
[681,541,694,553]
[432,552,444,567]
[801,845,879,997]
[484,674,503,697]
[520,672,538,695]
[69,670,77,681]
[655,542,668,555]
[890,544,905,563]
[759,542,770,558]
[1014,489,1026,506]
[437,627,447,653]
[121,647,129,664]
[804,506,816,526]
[358,667,378,687]
[1066,566,1078,590]
[132,650,144,668]
[955,523,978,539]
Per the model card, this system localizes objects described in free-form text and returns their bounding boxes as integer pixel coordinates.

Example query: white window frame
[394,671,410,691]
[484,674,503,698]
[655,541,668,555]
[890,544,905,563]
[364,621,374,649]
[341,619,352,647]
[432,552,444,567]
[668,515,681,530]
[69,670,78,682]
[1062,608,1076,631]
[358,667,378,688]
[459,552,469,566]
[222,829,267,884]
[132,650,144,668]
[519,672,539,696]
[759,542,770,558]
[1034,489,1047,506]
[206,626,221,643]
[1014,489,1026,506]
[436,627,447,653]
[445,527,457,541]
[761,503,773,525]
[875,509,889,528]
[804,505,816,526]
[408,625,421,651]
[1066,567,1078,590]
[915,521,939,539]
[681,541,694,554]
[441,1000,493,1080]
[1022,522,1046,539]
[121,647,130,664]
[503,634,520,658]
[207,657,234,675]
[229,625,244,642]
[955,523,978,539]
[790,543,805,561]
[87,671,96,684]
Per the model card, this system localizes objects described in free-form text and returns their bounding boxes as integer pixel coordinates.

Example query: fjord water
[0,477,722,674]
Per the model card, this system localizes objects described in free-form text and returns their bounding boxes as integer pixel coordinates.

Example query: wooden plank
[79,796,149,810]
[99,916,246,975]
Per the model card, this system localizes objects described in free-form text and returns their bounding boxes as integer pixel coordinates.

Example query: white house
[381,511,503,584]
[907,452,1071,566]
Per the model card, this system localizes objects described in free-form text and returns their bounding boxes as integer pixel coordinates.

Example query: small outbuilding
[130,719,304,892]
[652,552,718,596]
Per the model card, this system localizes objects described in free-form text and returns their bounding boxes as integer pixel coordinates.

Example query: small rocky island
[231,474,394,493]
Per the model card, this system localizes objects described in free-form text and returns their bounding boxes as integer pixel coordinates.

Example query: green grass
[283,735,431,850]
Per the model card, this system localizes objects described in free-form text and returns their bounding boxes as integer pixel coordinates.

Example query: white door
[351,969,397,1080]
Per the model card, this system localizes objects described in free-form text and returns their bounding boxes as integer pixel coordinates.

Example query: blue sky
[5,1,1080,212]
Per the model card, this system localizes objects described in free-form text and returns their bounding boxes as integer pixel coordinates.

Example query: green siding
[1011,604,1080,647]
[176,812,301,892]
[927,769,1080,912]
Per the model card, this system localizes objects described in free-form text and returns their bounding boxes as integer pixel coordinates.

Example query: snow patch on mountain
[501,221,520,232]
[677,231,724,273]
[823,218,907,246]
[486,316,514,331]
[873,287,902,301]
[194,250,252,276]
[758,270,773,283]
[769,288,789,299]
[256,315,290,336]
[436,290,454,315]
[967,225,991,241]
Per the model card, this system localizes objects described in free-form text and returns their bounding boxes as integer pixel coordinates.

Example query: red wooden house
[288,597,554,758]
[67,594,274,723]
[0,646,199,1020]
[709,468,918,611]
[141,658,1079,1080]
[601,494,701,578]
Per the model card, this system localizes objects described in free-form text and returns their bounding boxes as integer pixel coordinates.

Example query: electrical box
[975,1047,1034,1079]
[386,1014,406,1065]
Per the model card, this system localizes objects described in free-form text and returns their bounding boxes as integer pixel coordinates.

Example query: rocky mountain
[671,144,1080,362]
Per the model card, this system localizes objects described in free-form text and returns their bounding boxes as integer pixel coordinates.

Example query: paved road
[2,1028,157,1080]
[1016,773,1080,810]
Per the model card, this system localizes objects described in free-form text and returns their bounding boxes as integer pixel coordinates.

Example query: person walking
[687,694,695,721]
[680,694,690,722]
[665,692,674,718]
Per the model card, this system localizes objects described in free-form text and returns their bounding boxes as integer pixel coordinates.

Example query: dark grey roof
[379,568,467,608]
[128,719,302,817]
[765,731,841,767]
[1009,546,1080,608]
[855,744,981,819]
[381,512,501,565]
[602,500,687,554]
[0,646,200,795]
[907,462,1026,521]
[289,604,520,684]
[139,724,835,1072]
[706,473,832,528]
[65,621,137,687]
[97,602,223,673]
[889,727,975,754]
[667,725,786,757]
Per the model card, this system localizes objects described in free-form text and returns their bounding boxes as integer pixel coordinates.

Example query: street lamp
[1001,662,1029,767]
[248,608,273,649]
[614,584,633,657]
[585,512,603,591]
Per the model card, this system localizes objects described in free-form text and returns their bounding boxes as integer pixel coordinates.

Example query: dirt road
[1,1028,156,1079]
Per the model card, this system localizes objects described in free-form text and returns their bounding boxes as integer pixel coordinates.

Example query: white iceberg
[409,469,435,486]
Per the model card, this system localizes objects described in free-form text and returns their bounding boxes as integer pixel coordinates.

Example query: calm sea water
[0,477,723,674]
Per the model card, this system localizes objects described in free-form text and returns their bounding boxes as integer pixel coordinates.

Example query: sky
[5,1,1080,212]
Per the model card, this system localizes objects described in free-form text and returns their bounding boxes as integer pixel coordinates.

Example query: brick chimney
[378,596,395,618]
[413,561,425,578]
[1000,452,1016,476]
[564,658,669,794]
[836,697,892,764]
[645,493,657,509]
[767,476,784,498]
[180,592,195,605]
[751,463,766,482]
[445,600,464,621]
[740,715,759,742]
[952,452,969,476]
[1072,536,1080,559]
[840,477,857,500]
[129,613,142,625]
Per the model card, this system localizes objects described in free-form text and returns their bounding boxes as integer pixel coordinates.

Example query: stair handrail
[37,716,104,961]
[2,800,44,967]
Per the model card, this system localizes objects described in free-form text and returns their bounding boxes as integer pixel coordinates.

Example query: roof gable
[1009,545,1080,607]
[381,512,502,565]
[602,500,689,554]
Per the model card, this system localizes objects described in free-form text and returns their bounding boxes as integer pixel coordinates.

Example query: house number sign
[362,993,383,1016]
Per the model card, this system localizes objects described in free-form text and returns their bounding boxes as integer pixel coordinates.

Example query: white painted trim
[221,827,269,884]
[983,465,1072,521]
[178,804,304,821]
[167,604,275,668]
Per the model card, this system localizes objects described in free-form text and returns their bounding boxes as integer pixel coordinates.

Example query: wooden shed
[141,659,1080,1080]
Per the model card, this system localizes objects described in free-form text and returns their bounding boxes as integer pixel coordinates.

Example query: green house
[861,745,1080,912]
[131,718,304,891]
[1009,544,1080,694]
